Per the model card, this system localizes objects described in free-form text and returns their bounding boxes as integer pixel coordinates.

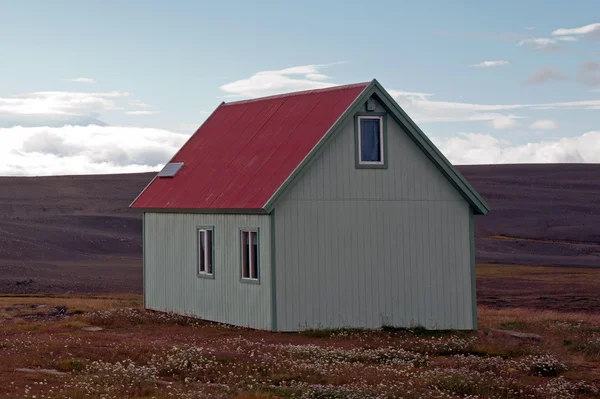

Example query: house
[130,79,489,331]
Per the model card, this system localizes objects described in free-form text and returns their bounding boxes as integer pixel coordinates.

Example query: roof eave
[131,207,270,215]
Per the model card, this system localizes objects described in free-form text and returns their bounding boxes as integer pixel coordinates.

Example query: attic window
[355,114,387,169]
[158,162,184,177]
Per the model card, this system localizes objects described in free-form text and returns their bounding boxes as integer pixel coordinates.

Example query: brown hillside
[0,164,598,294]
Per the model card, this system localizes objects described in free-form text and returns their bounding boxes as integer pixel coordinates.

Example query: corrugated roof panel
[131,82,370,210]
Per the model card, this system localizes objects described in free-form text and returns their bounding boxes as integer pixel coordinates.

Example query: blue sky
[0,0,599,174]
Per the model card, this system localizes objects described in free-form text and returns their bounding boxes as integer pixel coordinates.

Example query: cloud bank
[433,131,600,164]
[0,125,188,176]
[1,63,599,176]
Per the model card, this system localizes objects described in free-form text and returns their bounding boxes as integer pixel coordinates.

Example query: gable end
[265,80,490,215]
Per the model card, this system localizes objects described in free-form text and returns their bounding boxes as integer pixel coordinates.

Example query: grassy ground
[477,264,600,313]
[1,269,600,398]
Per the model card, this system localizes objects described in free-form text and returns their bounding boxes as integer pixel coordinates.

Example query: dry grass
[0,293,141,312]
[0,293,599,399]
[477,264,600,314]
[477,264,600,284]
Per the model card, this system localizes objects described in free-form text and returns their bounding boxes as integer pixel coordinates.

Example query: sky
[1,0,599,175]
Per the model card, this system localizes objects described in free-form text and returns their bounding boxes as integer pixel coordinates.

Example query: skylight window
[158,162,184,177]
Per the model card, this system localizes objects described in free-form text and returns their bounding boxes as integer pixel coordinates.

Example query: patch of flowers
[422,367,525,397]
[451,354,518,374]
[550,320,585,330]
[149,345,218,378]
[517,354,567,377]
[54,359,158,398]
[405,335,478,355]
[272,382,388,399]
[578,334,600,358]
[276,343,427,367]
[533,377,600,399]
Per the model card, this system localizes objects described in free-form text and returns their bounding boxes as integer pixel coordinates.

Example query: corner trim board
[270,210,277,331]
[469,208,477,330]
[142,212,146,308]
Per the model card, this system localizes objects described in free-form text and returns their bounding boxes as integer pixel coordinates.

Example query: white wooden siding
[144,213,272,330]
[274,98,473,331]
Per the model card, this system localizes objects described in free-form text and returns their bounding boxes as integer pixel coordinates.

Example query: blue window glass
[360,118,382,162]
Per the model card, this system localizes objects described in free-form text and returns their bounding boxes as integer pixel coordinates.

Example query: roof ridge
[222,82,371,106]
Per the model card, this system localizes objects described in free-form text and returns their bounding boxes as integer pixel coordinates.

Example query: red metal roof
[131,82,370,210]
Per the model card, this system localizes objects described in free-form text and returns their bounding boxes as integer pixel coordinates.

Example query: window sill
[240,278,260,285]
[356,162,388,169]
[197,273,215,280]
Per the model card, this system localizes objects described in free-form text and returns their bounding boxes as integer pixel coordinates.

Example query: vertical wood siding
[144,213,272,330]
[274,98,473,331]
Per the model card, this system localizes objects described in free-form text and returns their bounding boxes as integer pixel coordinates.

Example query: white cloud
[125,110,160,115]
[552,22,600,37]
[128,100,153,108]
[556,36,579,42]
[490,115,519,129]
[517,38,564,52]
[525,67,567,85]
[530,119,559,130]
[0,91,128,116]
[470,60,510,68]
[389,91,434,101]
[524,26,536,31]
[0,125,188,176]
[220,64,337,98]
[387,90,600,124]
[433,131,600,164]
[305,73,330,80]
[68,77,97,84]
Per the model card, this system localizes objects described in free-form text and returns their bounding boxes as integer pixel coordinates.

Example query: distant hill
[0,164,598,293]
[459,164,600,268]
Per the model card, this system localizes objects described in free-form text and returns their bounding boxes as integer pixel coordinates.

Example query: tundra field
[0,164,599,398]
[1,265,599,399]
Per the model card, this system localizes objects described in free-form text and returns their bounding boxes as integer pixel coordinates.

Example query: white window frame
[240,229,259,283]
[357,115,384,165]
[197,227,214,278]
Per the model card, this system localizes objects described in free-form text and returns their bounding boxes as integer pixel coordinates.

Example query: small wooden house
[130,80,489,331]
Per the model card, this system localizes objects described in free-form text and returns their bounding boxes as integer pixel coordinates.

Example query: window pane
[199,230,205,273]
[251,232,258,279]
[360,118,381,162]
[206,230,213,274]
[242,231,249,278]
